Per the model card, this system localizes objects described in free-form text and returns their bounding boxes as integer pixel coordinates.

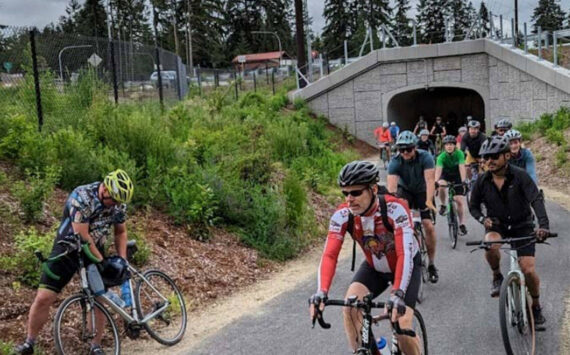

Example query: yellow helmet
[103,169,134,204]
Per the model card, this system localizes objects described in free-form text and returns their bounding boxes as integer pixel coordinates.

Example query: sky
[0,0,550,35]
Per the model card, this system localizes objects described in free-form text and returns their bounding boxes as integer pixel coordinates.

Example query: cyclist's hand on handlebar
[425,199,437,212]
[536,228,550,242]
[483,217,494,229]
[308,291,327,321]
[386,290,406,322]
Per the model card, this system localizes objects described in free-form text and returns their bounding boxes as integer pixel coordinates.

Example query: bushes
[12,166,60,223]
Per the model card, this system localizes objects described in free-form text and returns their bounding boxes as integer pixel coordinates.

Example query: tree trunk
[294,0,307,88]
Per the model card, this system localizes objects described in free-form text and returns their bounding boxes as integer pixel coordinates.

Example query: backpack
[346,186,395,271]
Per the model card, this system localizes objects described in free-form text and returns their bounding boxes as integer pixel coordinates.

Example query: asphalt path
[189,168,570,355]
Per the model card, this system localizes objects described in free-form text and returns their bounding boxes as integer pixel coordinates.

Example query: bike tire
[54,294,120,355]
[414,309,429,355]
[135,269,187,346]
[447,202,458,249]
[415,223,428,303]
[499,273,535,355]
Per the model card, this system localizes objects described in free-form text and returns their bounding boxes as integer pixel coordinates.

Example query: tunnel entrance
[387,87,485,135]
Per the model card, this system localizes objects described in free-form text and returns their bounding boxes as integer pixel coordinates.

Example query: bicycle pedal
[535,325,547,332]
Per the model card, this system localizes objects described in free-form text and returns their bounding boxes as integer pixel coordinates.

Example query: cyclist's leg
[344,261,389,351]
[437,179,447,206]
[484,230,502,273]
[511,229,539,307]
[453,178,466,225]
[396,254,422,355]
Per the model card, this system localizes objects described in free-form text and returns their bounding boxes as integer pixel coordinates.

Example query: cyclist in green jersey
[435,135,468,235]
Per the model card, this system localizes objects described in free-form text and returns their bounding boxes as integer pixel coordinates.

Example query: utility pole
[186,0,193,76]
[294,0,307,88]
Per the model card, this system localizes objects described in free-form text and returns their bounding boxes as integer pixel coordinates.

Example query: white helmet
[390,121,396,126]
[382,122,389,128]
[458,126,467,133]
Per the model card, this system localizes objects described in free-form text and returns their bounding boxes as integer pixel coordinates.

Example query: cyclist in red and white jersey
[309,161,421,355]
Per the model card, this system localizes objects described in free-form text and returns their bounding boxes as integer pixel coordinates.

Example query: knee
[520,263,535,276]
[34,290,57,308]
[342,305,359,320]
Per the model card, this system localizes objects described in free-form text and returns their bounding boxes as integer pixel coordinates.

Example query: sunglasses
[341,188,367,197]
[497,129,507,133]
[482,153,502,161]
[399,147,415,153]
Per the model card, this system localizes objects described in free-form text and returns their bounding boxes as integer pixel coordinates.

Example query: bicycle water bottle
[120,280,132,307]
[86,264,105,296]
[105,290,126,308]
[377,336,390,355]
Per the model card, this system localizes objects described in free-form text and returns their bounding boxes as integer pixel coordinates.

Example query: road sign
[237,55,246,63]
[87,53,102,67]
[3,62,12,73]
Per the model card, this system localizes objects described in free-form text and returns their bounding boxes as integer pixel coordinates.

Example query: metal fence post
[272,70,275,95]
[412,20,417,46]
[265,63,269,84]
[538,26,542,60]
[110,40,119,104]
[524,23,528,53]
[489,12,494,39]
[319,53,323,78]
[234,71,238,100]
[155,47,164,108]
[325,52,330,74]
[215,71,219,88]
[553,31,558,66]
[344,40,348,65]
[253,72,257,92]
[197,68,202,96]
[175,55,182,100]
[500,15,503,42]
[29,29,43,132]
[511,18,516,48]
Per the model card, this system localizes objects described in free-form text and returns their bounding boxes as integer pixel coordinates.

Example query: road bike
[437,182,467,249]
[35,235,187,354]
[411,209,429,304]
[466,231,557,355]
[311,293,428,355]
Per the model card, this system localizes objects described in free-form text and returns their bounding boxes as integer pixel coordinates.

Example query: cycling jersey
[432,123,445,135]
[416,139,435,156]
[374,127,392,143]
[460,132,486,159]
[389,126,400,139]
[415,121,428,132]
[388,149,435,193]
[436,149,465,176]
[318,196,418,294]
[57,182,128,248]
[509,148,537,184]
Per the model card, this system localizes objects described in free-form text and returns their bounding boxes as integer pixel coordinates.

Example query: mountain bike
[437,182,467,249]
[466,231,557,355]
[35,235,187,354]
[311,293,428,355]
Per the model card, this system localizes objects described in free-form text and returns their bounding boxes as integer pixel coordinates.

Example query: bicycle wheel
[413,309,429,355]
[415,224,428,303]
[54,294,120,355]
[135,269,187,346]
[499,273,535,355]
[447,202,458,249]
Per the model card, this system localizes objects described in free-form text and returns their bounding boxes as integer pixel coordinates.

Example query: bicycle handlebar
[465,232,558,247]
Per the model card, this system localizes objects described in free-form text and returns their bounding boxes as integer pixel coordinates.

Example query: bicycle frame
[504,249,530,329]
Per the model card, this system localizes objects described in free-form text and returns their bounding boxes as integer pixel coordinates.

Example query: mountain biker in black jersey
[430,116,446,154]
[460,120,486,181]
[468,136,550,325]
[491,118,512,137]
[413,115,429,135]
[416,129,435,158]
[14,170,134,355]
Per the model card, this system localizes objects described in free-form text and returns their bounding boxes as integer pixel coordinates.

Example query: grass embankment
[0,71,359,350]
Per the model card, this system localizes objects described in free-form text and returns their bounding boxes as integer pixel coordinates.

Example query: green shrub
[555,146,567,167]
[128,228,151,266]
[0,227,55,287]
[546,128,565,146]
[283,172,307,228]
[12,166,60,223]
[293,97,306,110]
[268,93,288,111]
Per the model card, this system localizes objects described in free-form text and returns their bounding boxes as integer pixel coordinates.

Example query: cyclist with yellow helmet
[14,170,134,355]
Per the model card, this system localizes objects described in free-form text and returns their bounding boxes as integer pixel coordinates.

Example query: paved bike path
[188,177,570,354]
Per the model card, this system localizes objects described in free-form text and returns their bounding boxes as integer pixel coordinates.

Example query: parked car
[150,70,177,88]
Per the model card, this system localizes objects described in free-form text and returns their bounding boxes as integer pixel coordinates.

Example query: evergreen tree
[263,0,294,55]
[416,0,448,44]
[58,0,82,33]
[224,0,264,58]
[111,0,152,43]
[531,0,566,34]
[477,1,490,38]
[322,0,353,58]
[393,0,412,46]
[186,0,226,67]
[73,0,108,38]
[355,0,392,48]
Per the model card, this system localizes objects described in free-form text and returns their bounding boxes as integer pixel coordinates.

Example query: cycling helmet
[496,119,512,129]
[443,135,456,144]
[382,122,389,128]
[395,130,418,147]
[479,136,510,155]
[419,129,429,136]
[458,126,467,133]
[391,121,396,126]
[338,161,379,187]
[103,169,134,204]
[466,115,472,121]
[504,129,522,141]
[100,256,130,287]
[468,120,481,128]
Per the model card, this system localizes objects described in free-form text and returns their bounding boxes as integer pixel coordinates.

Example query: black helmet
[100,256,130,287]
[442,135,456,144]
[495,119,512,129]
[468,120,481,128]
[338,161,379,187]
[479,136,510,156]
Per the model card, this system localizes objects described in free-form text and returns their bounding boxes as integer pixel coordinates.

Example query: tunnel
[387,87,486,135]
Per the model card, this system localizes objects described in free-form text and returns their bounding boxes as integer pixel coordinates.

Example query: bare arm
[459,164,466,182]
[424,168,436,204]
[434,166,443,182]
[442,126,447,136]
[72,222,104,261]
[387,175,399,194]
[114,223,128,259]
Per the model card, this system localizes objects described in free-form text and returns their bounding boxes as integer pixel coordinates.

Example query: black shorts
[397,188,431,220]
[486,225,535,257]
[351,254,422,309]
[39,239,103,293]
[439,173,466,196]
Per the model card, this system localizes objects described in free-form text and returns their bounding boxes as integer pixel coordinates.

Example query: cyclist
[491,118,512,136]
[456,126,467,148]
[468,136,550,325]
[505,129,538,184]
[390,121,400,141]
[435,135,468,235]
[461,120,487,182]
[416,129,435,158]
[387,131,439,283]
[413,115,429,135]
[430,116,447,154]
[309,161,421,355]
[374,122,393,161]
[14,169,134,355]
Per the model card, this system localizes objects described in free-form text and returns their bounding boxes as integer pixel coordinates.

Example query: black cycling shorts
[351,254,422,309]
[440,172,466,196]
[486,225,535,257]
[39,239,104,293]
[397,188,432,220]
